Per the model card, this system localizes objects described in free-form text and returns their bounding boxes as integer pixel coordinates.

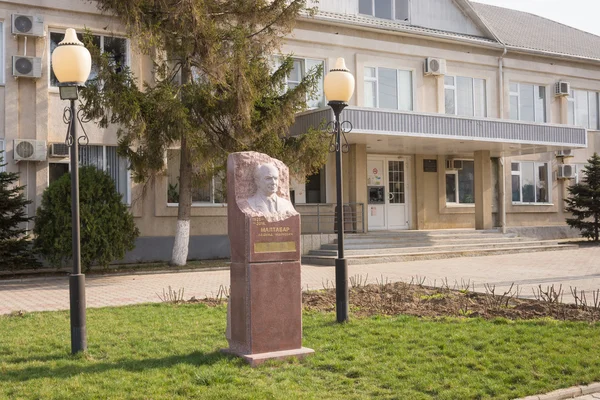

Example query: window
[281,57,325,108]
[50,31,127,87]
[167,149,225,205]
[364,67,413,111]
[446,160,474,204]
[48,145,129,203]
[573,163,587,184]
[359,0,410,21]
[445,76,486,117]
[511,162,550,204]
[509,83,546,122]
[305,168,326,203]
[568,89,599,129]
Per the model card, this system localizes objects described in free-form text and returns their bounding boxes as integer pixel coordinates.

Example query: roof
[471,2,600,61]
[310,10,499,47]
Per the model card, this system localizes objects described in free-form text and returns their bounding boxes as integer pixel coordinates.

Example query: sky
[472,0,600,36]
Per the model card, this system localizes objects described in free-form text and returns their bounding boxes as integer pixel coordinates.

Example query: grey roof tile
[471,1,600,60]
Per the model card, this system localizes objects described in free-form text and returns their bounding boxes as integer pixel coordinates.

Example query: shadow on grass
[1,350,232,383]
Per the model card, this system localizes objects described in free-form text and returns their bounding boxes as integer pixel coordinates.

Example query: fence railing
[295,203,365,234]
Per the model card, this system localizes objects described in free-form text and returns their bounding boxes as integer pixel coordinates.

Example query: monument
[224,151,314,366]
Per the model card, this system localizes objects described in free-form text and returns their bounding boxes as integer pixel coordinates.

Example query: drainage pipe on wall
[498,46,508,234]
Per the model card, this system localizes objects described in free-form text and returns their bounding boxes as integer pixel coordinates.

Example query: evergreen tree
[80,0,328,266]
[0,152,41,270]
[565,153,600,241]
[34,166,140,270]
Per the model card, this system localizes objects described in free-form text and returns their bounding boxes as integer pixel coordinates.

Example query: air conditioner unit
[556,149,573,158]
[557,164,576,179]
[445,159,463,170]
[12,56,42,79]
[11,14,44,37]
[555,81,571,96]
[49,143,69,158]
[14,139,47,162]
[424,57,447,76]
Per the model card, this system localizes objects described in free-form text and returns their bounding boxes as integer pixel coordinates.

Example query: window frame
[573,163,587,184]
[445,159,475,206]
[567,89,599,130]
[444,75,487,118]
[358,0,410,22]
[363,66,414,111]
[509,82,547,123]
[279,56,326,109]
[166,149,226,207]
[47,145,131,205]
[48,29,130,90]
[511,161,551,205]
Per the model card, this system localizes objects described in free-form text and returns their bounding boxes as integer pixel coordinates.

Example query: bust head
[254,164,279,197]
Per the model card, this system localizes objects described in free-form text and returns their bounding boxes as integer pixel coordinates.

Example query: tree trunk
[171,62,193,266]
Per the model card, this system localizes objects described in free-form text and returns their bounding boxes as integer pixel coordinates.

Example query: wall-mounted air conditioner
[556,149,573,158]
[12,56,42,79]
[445,159,463,170]
[557,164,576,179]
[424,57,447,76]
[49,143,69,158]
[555,81,571,96]
[14,139,47,162]
[11,14,44,37]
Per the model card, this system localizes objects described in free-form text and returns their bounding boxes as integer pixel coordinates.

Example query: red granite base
[222,347,314,367]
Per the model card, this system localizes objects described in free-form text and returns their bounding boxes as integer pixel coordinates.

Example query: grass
[2,304,600,399]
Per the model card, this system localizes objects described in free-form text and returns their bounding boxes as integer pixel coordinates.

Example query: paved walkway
[2,246,600,314]
[2,247,600,400]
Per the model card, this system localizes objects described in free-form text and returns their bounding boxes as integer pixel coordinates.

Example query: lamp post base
[69,274,87,354]
[335,258,348,323]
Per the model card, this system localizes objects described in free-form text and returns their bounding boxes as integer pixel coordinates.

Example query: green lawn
[1,303,600,399]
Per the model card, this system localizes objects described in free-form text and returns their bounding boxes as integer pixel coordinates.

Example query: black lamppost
[324,58,355,323]
[51,28,92,354]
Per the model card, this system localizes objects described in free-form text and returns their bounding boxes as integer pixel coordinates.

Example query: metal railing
[295,203,365,234]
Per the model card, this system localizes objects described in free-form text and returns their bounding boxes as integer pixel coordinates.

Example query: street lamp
[323,58,355,323]
[51,28,92,354]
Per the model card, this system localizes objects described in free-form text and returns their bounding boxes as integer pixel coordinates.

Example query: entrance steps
[301,229,578,266]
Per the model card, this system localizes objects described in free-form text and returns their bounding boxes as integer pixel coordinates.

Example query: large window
[48,145,129,203]
[359,0,409,21]
[282,57,325,108]
[364,67,413,111]
[511,162,550,204]
[445,76,486,117]
[509,83,546,122]
[167,149,225,205]
[50,31,127,87]
[446,160,474,204]
[568,89,599,129]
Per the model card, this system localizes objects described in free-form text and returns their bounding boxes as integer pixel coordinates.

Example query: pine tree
[0,152,41,270]
[80,0,328,266]
[565,152,600,241]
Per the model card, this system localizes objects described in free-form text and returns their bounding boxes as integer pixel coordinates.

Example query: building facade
[2,0,598,261]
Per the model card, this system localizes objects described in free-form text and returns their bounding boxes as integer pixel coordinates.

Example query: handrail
[295,203,365,234]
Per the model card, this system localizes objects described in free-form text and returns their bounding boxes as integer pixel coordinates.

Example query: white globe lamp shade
[324,57,355,103]
[51,28,92,85]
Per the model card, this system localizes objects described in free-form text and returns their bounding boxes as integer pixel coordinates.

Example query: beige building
[3,0,598,261]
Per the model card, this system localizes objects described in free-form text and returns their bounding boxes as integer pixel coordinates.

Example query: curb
[516,382,600,400]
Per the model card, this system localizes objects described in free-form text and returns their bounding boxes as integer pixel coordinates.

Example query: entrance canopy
[290,107,587,157]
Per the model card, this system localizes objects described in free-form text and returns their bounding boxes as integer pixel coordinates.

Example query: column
[474,150,493,230]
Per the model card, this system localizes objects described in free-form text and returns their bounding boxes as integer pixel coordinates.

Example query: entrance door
[367,156,410,230]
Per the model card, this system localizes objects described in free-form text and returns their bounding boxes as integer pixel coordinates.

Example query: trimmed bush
[0,152,41,270]
[34,166,139,270]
